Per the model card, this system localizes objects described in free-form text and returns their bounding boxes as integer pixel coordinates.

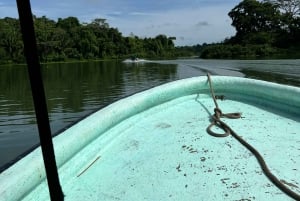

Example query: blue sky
[0,0,241,46]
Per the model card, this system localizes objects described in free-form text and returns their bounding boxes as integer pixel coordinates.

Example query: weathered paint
[0,76,299,201]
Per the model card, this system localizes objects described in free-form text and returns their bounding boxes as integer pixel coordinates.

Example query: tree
[263,0,300,46]
[0,17,23,62]
[34,16,57,61]
[90,18,109,29]
[77,26,98,58]
[227,0,284,46]
[0,15,178,63]
[228,0,281,36]
[265,0,300,17]
[56,17,80,32]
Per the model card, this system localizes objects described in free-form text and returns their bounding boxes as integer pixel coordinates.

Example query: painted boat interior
[0,76,299,201]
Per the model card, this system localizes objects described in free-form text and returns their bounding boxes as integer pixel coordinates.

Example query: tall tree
[0,17,23,62]
[228,0,283,45]
[77,26,98,58]
[34,16,57,61]
[56,17,82,58]
[264,0,300,46]
[265,0,300,17]
[90,18,109,29]
[56,17,80,32]
[229,0,281,35]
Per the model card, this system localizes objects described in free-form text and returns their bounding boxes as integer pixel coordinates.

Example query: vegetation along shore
[0,0,299,64]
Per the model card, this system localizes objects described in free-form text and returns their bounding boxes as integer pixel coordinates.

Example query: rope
[206,74,242,137]
[206,73,300,201]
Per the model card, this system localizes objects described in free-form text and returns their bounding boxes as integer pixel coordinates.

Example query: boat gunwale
[0,76,299,201]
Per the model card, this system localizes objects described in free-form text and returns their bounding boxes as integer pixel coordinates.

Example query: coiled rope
[206,73,300,201]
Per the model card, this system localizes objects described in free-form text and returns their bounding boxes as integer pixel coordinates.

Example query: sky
[0,0,241,46]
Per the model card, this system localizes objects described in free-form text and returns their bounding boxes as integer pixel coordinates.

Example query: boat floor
[24,94,300,201]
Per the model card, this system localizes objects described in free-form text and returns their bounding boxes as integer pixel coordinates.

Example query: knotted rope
[206,73,300,201]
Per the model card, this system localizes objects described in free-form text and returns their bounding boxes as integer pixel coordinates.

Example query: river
[0,59,299,169]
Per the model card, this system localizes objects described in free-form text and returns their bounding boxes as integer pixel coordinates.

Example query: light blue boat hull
[1,76,299,200]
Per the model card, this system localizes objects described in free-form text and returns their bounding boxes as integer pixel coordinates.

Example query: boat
[1,75,300,201]
[122,56,146,63]
[2,1,299,200]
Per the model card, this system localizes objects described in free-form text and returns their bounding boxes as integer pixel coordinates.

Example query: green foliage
[175,44,207,58]
[1,0,299,62]
[199,0,300,59]
[228,0,300,47]
[229,0,281,35]
[0,17,24,63]
[201,44,281,59]
[0,16,176,64]
[265,0,300,17]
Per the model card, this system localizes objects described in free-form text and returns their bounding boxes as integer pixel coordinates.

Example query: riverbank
[199,44,300,60]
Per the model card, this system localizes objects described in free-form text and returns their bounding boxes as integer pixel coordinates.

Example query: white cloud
[129,12,160,16]
[107,5,236,45]
[195,21,209,27]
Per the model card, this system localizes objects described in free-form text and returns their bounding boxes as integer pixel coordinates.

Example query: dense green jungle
[0,0,299,63]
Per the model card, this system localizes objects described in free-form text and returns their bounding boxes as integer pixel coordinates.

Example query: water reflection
[229,59,300,86]
[0,61,179,168]
[43,61,178,115]
[240,68,300,86]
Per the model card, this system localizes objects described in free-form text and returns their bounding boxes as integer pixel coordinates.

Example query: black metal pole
[16,0,64,200]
